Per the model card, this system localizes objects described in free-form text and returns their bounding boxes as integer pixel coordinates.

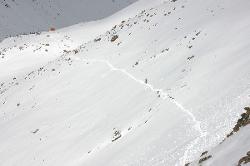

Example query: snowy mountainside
[0,0,137,41]
[0,0,250,166]
[189,107,250,166]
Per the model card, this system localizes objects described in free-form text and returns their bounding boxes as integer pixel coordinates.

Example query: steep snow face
[189,127,250,166]
[189,108,250,166]
[1,0,250,166]
[0,0,137,40]
[205,126,250,166]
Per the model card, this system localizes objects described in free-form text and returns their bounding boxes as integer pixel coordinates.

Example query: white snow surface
[0,0,250,166]
[190,125,250,166]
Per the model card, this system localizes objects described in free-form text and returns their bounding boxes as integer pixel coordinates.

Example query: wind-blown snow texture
[0,0,250,166]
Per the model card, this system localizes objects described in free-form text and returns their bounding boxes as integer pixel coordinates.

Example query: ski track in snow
[72,56,207,165]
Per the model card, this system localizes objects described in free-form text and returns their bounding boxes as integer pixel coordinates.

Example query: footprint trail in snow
[72,56,207,165]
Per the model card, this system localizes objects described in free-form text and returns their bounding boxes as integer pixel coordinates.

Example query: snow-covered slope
[189,107,250,166]
[0,0,137,41]
[0,0,250,166]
